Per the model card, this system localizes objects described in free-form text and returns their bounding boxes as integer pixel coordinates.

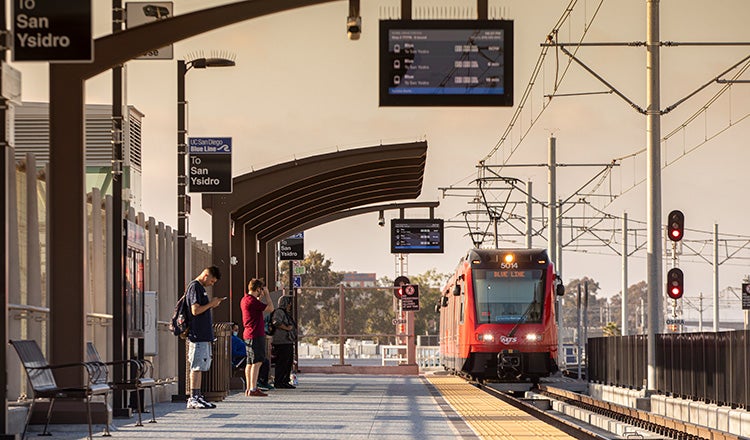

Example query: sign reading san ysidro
[12,0,93,62]
[188,137,233,194]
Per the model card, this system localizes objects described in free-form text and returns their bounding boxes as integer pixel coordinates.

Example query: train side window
[459,284,465,324]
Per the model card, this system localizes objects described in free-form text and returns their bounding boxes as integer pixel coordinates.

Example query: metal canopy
[203,141,428,323]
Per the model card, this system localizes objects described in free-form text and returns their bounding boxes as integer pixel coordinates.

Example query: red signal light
[667,210,684,242]
[667,268,684,300]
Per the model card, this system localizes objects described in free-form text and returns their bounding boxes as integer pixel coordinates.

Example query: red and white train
[439,248,564,381]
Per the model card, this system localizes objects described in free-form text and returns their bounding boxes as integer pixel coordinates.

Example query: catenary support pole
[713,223,719,332]
[525,181,532,249]
[622,213,629,336]
[576,283,582,380]
[556,199,563,367]
[645,0,662,393]
[548,137,557,268]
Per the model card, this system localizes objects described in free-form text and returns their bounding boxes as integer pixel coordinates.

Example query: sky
[13,0,750,322]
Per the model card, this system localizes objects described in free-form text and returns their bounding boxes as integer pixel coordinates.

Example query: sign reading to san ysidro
[188,137,232,194]
[742,283,750,310]
[280,233,304,261]
[400,284,420,311]
[12,0,93,62]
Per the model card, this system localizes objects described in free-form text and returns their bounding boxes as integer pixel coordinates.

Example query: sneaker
[196,395,217,408]
[276,383,296,389]
[248,388,268,397]
[257,382,275,391]
[187,397,211,409]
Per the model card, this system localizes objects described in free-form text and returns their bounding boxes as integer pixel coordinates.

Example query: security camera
[347,16,361,40]
[143,5,170,19]
[378,210,385,227]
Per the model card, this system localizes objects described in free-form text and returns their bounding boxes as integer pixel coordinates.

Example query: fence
[295,285,439,368]
[7,154,212,403]
[588,330,750,408]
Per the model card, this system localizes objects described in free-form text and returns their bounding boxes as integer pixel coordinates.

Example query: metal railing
[588,330,750,408]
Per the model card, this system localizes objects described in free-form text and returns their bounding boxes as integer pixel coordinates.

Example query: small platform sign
[280,232,304,261]
[742,283,750,310]
[400,284,420,311]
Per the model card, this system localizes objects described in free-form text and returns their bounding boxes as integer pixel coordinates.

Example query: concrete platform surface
[23,374,474,439]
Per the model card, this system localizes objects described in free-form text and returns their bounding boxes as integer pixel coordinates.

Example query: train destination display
[391,219,444,254]
[380,19,513,107]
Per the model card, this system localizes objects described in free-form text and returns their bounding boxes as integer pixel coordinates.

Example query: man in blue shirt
[186,265,225,409]
[231,322,246,367]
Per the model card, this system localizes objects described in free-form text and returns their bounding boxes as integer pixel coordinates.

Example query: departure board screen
[380,19,513,107]
[391,219,444,254]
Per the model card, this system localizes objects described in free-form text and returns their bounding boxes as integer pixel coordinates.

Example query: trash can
[201,322,232,401]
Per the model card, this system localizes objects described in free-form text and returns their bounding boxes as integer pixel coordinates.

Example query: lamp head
[190,57,236,69]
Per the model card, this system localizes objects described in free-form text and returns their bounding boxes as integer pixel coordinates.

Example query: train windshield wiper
[507,299,537,337]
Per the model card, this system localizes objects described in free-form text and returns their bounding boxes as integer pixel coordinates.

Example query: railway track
[476,379,744,440]
[537,385,744,440]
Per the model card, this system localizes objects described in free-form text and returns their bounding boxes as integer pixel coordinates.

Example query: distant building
[342,272,377,287]
[14,101,144,210]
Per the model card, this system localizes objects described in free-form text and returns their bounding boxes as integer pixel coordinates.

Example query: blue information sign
[188,137,232,194]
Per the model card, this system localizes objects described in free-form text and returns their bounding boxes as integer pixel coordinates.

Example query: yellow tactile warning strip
[426,374,576,439]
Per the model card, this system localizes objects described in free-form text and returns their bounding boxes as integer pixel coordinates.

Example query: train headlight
[525,333,542,342]
[476,333,494,342]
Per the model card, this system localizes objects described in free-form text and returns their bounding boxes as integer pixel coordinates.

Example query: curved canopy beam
[203,142,429,322]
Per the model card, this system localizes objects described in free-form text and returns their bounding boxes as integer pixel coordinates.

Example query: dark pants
[273,344,294,386]
[259,358,270,384]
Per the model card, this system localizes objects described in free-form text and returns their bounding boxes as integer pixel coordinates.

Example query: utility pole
[645,0,662,393]
[111,0,129,417]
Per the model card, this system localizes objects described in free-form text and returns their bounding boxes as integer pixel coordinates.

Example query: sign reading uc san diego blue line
[188,137,232,194]
[12,0,93,62]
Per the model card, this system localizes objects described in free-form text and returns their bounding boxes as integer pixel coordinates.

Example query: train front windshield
[473,269,545,324]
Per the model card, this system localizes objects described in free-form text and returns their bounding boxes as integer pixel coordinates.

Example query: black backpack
[170,292,191,339]
[264,311,276,336]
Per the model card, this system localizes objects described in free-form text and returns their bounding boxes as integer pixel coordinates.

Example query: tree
[602,321,620,336]
[608,280,648,334]
[560,277,608,341]
[279,250,343,341]
[408,269,450,336]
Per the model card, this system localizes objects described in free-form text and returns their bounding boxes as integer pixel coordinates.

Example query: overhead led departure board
[391,219,444,254]
[380,19,513,107]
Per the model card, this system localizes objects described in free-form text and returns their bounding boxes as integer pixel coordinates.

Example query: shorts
[188,341,213,371]
[245,338,266,365]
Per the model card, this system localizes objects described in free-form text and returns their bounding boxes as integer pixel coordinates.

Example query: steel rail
[478,382,609,440]
[539,385,744,440]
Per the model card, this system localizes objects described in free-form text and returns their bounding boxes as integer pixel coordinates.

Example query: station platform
[20,372,575,439]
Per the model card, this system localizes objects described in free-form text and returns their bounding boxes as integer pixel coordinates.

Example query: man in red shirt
[241,278,274,397]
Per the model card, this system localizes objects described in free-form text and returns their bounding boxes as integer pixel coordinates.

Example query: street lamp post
[173,57,235,401]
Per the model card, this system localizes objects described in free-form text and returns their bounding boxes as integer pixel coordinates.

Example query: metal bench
[9,339,111,440]
[86,342,157,426]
